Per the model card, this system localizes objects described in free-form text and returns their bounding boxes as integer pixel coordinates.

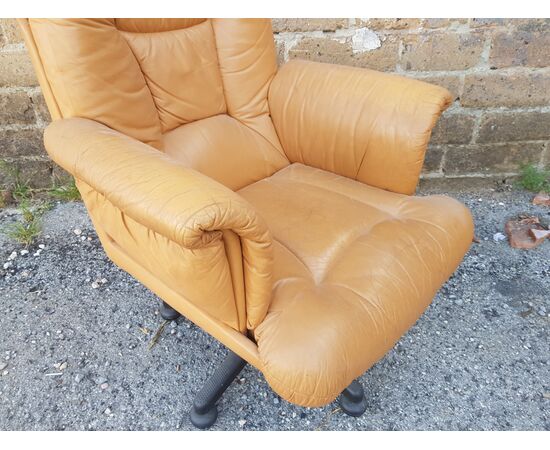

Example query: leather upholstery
[239,164,473,405]
[269,60,453,195]
[19,18,474,408]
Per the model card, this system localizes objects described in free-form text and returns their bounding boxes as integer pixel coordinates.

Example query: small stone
[0,362,7,371]
[3,262,12,269]
[8,251,17,260]
[100,278,107,284]
[493,232,506,242]
[273,397,280,404]
[104,407,111,415]
[2,370,8,376]
[33,249,42,256]
[238,419,246,427]
[38,244,45,249]
[73,229,82,236]
[74,373,84,383]
[81,236,86,241]
[100,382,109,390]
[91,281,100,289]
[59,362,68,370]
[20,249,29,255]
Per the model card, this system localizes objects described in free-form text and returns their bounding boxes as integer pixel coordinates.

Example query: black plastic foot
[189,350,247,429]
[189,404,218,429]
[338,380,367,417]
[159,301,180,321]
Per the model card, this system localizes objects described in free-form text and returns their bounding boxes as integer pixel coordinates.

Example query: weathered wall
[1,18,549,188]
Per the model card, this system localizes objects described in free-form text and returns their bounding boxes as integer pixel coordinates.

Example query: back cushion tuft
[121,20,227,133]
[29,18,163,148]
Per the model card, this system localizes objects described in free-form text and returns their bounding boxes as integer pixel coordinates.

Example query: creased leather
[268,60,453,195]
[44,118,273,329]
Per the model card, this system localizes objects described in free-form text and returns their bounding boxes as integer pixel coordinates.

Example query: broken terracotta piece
[504,216,550,249]
[532,192,550,207]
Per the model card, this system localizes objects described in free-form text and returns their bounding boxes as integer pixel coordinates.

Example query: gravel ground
[0,183,548,431]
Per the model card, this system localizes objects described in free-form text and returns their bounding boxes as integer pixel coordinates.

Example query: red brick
[431,112,476,145]
[490,31,550,68]
[477,111,550,143]
[0,91,36,126]
[402,32,484,71]
[356,18,421,30]
[462,72,550,108]
[444,142,544,175]
[0,52,38,87]
[272,19,348,33]
[289,34,399,72]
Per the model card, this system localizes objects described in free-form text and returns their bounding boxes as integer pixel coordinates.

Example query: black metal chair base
[159,301,181,321]
[189,350,247,429]
[186,347,367,428]
[338,380,367,417]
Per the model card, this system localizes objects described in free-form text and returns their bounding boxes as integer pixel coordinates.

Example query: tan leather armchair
[19,18,474,428]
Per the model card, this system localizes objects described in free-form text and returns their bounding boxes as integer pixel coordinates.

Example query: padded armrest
[44,118,273,328]
[268,60,452,195]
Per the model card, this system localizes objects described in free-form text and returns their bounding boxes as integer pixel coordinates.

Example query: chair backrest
[19,19,280,152]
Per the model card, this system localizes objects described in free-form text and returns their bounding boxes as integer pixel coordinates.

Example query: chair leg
[189,350,247,429]
[159,301,180,321]
[338,379,367,417]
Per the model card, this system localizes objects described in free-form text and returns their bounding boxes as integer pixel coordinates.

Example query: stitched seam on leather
[272,237,313,278]
[210,19,231,120]
[119,31,164,133]
[272,170,402,217]
[211,20,287,162]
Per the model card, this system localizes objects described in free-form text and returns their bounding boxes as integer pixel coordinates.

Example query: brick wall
[1,18,549,188]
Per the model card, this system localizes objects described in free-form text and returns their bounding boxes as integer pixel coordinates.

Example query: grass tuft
[5,200,52,246]
[517,164,550,193]
[48,178,81,202]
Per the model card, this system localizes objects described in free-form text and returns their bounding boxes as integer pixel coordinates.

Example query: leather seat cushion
[238,163,474,406]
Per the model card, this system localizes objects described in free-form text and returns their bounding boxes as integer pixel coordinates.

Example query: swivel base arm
[188,347,369,429]
[189,350,247,429]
